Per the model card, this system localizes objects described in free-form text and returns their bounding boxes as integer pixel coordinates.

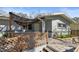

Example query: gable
[37,13,76,25]
[43,15,70,25]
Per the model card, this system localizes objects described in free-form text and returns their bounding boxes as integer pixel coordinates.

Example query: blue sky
[0,7,79,17]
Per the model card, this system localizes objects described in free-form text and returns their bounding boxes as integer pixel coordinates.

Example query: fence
[71,30,79,36]
[0,32,48,52]
[12,32,48,47]
[48,30,79,38]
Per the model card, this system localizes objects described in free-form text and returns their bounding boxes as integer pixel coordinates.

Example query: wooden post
[27,23,28,31]
[38,18,45,33]
[38,17,47,45]
[8,12,12,37]
[46,32,48,44]
[42,20,45,33]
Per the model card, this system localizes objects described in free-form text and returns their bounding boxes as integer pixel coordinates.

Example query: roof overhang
[9,12,40,26]
[59,13,76,24]
[0,16,9,20]
[37,13,76,24]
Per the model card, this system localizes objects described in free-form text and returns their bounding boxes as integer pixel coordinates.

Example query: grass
[57,34,71,39]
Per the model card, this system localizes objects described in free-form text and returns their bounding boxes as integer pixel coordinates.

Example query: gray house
[0,12,75,38]
[33,13,76,37]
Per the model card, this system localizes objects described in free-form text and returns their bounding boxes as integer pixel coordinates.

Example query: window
[63,24,66,28]
[58,23,62,27]
[0,25,6,31]
[58,23,66,28]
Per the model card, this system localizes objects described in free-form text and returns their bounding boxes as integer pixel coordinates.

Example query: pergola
[8,12,46,37]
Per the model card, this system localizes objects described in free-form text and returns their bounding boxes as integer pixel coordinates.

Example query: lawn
[57,34,72,40]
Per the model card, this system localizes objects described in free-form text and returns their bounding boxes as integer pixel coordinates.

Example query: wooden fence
[13,32,48,47]
[71,30,79,36]
[0,32,48,52]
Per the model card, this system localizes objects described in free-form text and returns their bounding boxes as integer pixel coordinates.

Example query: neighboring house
[73,17,79,23]
[0,16,9,32]
[0,16,25,33]
[70,22,79,36]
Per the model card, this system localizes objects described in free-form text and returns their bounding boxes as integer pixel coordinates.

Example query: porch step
[40,45,55,52]
[40,49,46,52]
[47,45,59,52]
[43,47,53,52]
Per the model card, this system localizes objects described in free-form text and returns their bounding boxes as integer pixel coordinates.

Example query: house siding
[33,22,41,32]
[0,19,23,32]
[44,15,71,37]
[45,20,52,37]
[52,20,70,36]
[52,16,70,37]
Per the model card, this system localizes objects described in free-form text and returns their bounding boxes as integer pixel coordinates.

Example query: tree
[0,10,8,16]
[16,13,28,18]
[73,17,79,23]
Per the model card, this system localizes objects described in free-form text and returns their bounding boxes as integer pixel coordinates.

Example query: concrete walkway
[48,38,78,47]
[47,38,77,52]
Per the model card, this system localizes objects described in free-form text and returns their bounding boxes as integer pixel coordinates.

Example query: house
[0,13,34,33]
[0,16,8,31]
[34,13,76,37]
[0,12,76,38]
[0,16,23,32]
[0,12,40,34]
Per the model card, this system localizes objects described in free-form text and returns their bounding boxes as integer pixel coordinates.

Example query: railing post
[46,32,48,44]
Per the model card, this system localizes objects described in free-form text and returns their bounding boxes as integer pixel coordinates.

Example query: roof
[9,12,39,26]
[0,16,9,20]
[36,13,76,24]
[0,12,76,24]
[9,12,34,21]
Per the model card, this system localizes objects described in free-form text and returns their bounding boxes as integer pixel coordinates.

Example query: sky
[0,7,79,18]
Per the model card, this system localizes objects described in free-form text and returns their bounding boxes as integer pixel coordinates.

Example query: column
[42,20,45,33]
